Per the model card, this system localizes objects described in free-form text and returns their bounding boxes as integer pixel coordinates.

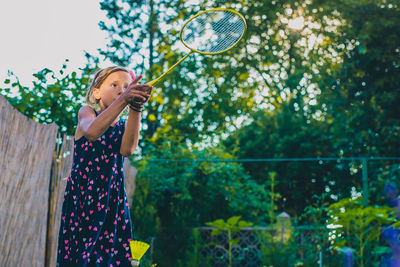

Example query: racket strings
[182,10,245,54]
[186,11,243,52]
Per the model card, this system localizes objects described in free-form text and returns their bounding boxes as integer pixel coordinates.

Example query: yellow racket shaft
[148,51,193,86]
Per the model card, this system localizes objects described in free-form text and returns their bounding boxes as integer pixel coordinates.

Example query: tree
[223,0,400,214]
[315,0,400,158]
[0,60,97,136]
[93,0,329,151]
[222,102,352,216]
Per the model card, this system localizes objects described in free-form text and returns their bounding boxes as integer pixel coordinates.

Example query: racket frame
[180,8,247,55]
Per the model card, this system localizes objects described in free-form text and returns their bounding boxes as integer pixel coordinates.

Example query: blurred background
[1,0,399,266]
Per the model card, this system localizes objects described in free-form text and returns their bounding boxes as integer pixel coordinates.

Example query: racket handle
[148,50,193,86]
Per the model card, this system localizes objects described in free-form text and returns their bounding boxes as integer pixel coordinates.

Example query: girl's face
[93,71,132,110]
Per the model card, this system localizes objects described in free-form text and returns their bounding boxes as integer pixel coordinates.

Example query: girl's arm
[79,97,127,142]
[119,76,152,157]
[119,108,141,157]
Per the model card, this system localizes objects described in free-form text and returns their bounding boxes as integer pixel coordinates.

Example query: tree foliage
[0,60,95,135]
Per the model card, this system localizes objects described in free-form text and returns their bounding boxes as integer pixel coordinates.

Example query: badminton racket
[148,8,247,86]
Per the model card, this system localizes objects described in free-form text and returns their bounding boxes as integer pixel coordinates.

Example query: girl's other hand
[121,75,153,105]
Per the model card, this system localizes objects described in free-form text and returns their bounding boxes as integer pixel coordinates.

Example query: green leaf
[227,216,241,226]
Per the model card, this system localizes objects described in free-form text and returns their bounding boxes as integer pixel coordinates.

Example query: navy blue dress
[57,109,134,266]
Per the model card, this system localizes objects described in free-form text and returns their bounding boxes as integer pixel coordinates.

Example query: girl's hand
[121,75,153,105]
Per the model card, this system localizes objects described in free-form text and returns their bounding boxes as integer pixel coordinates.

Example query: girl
[56,66,152,266]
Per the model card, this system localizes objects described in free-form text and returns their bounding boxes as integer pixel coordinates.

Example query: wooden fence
[0,95,137,266]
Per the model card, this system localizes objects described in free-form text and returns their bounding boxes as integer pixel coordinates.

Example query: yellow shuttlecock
[130,240,150,266]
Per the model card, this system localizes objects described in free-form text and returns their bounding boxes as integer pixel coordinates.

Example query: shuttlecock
[130,240,150,266]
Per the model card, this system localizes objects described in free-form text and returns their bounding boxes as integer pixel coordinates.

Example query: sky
[0,0,109,86]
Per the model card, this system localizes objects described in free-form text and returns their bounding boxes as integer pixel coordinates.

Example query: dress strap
[94,109,98,116]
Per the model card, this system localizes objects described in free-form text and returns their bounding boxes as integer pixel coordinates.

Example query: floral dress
[57,109,134,266]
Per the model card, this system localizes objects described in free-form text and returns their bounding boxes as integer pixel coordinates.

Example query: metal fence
[196,226,339,267]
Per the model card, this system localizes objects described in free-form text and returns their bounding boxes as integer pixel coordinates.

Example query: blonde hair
[85,66,130,113]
